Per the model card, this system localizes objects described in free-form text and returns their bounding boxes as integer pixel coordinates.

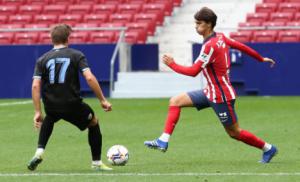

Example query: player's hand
[163,54,175,66]
[263,57,275,68]
[33,111,43,130]
[101,100,112,112]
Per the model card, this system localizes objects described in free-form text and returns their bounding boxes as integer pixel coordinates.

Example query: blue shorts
[187,90,238,126]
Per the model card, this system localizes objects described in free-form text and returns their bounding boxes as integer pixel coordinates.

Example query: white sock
[159,133,170,142]
[263,143,272,152]
[34,148,44,159]
[92,160,103,166]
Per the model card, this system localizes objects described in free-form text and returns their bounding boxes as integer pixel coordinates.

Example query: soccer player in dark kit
[145,7,278,163]
[28,24,112,171]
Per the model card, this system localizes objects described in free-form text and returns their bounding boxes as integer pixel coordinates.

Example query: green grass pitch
[0,97,300,182]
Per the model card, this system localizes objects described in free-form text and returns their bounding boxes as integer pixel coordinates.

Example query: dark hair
[50,24,72,45]
[194,7,217,29]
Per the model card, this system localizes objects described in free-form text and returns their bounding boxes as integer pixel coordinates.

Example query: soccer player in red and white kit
[144,7,278,163]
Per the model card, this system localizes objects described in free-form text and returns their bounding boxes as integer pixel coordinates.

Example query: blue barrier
[192,43,300,96]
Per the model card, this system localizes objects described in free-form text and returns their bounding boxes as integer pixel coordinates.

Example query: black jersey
[33,47,89,111]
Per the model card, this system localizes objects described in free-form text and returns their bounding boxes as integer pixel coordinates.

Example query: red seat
[262,21,286,27]
[0,24,23,29]
[69,32,90,44]
[77,0,103,4]
[117,4,142,14]
[92,4,117,14]
[51,0,76,5]
[263,0,284,3]
[103,0,127,4]
[277,30,300,42]
[14,32,39,44]
[252,31,278,42]
[0,5,17,16]
[24,24,48,30]
[1,0,26,6]
[134,13,159,28]
[83,14,109,24]
[68,4,92,14]
[9,15,33,24]
[127,0,150,4]
[90,31,115,43]
[142,4,165,23]
[238,22,261,31]
[255,3,278,13]
[246,13,269,23]
[173,0,182,6]
[285,0,300,3]
[270,12,294,22]
[39,32,51,44]
[43,5,67,14]
[0,15,8,24]
[109,14,133,24]
[278,3,300,13]
[286,21,300,28]
[126,22,150,35]
[74,23,99,29]
[295,12,300,21]
[0,32,14,44]
[127,30,147,44]
[26,0,51,5]
[148,0,173,16]
[19,5,43,15]
[34,14,58,24]
[229,31,252,43]
[58,14,83,26]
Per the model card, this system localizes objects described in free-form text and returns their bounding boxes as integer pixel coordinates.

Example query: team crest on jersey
[219,112,228,123]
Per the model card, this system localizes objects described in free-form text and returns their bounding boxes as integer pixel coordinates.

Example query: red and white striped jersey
[169,32,264,103]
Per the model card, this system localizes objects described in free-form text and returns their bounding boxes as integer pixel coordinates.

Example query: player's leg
[144,90,210,152]
[27,114,59,171]
[212,100,277,163]
[62,102,112,170]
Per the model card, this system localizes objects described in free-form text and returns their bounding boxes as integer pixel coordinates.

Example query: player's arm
[224,36,275,67]
[82,69,112,112]
[32,78,43,129]
[163,54,204,77]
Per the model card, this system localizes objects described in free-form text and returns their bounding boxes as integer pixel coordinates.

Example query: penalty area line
[0,100,32,107]
[1,172,300,177]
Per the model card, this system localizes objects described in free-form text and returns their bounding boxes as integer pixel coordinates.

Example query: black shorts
[44,102,95,131]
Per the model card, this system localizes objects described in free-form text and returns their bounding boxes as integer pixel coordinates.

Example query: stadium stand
[0,0,183,44]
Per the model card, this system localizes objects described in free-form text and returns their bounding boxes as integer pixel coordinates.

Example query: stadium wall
[0,44,158,98]
[193,43,300,96]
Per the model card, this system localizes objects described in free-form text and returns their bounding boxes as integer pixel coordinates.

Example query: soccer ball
[107,145,129,166]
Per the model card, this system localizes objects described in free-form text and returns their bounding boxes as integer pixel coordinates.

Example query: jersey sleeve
[78,53,90,73]
[33,58,43,79]
[195,44,215,68]
[224,36,264,62]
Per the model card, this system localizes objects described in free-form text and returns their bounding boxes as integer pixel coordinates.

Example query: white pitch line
[0,100,32,107]
[1,172,300,177]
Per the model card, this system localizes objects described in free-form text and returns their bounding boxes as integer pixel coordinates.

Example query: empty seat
[277,30,300,42]
[34,14,58,24]
[278,3,300,13]
[68,4,92,14]
[262,21,286,27]
[74,23,99,29]
[51,0,76,5]
[246,13,269,23]
[109,14,133,24]
[43,5,67,14]
[83,14,109,24]
[101,22,125,29]
[286,21,300,28]
[1,0,26,6]
[263,0,284,3]
[69,32,90,44]
[14,32,39,44]
[77,0,103,4]
[148,0,173,16]
[117,4,142,14]
[270,12,294,22]
[0,24,23,29]
[173,0,182,6]
[103,0,127,4]
[238,22,261,31]
[142,4,165,22]
[24,24,48,29]
[92,4,117,14]
[38,32,51,44]
[134,13,159,27]
[255,3,278,13]
[19,5,43,15]
[0,32,14,44]
[58,14,83,26]
[285,0,300,2]
[128,0,150,4]
[126,22,149,35]
[0,5,17,16]
[26,0,51,5]
[230,31,252,43]
[9,15,32,24]
[293,12,300,21]
[252,31,278,42]
[0,15,8,24]
[127,30,147,44]
[90,31,115,43]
